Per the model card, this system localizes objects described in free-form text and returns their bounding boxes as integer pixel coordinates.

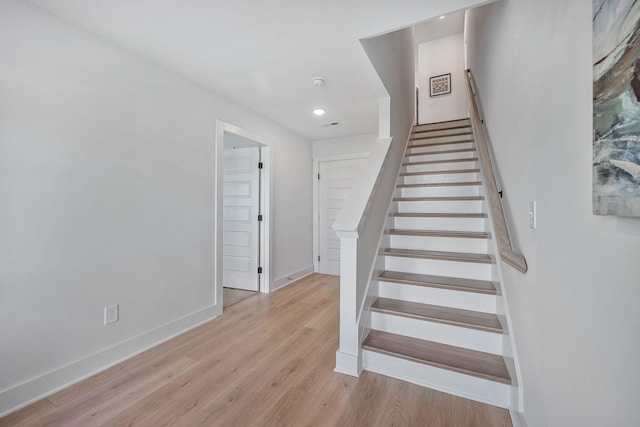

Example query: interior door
[223,147,260,291]
[318,158,365,275]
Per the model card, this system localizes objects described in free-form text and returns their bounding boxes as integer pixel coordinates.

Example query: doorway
[215,121,272,311]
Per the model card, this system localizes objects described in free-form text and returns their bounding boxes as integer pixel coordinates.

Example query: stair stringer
[474,141,525,416]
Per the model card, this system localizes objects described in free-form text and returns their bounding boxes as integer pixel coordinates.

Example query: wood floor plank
[1,274,511,427]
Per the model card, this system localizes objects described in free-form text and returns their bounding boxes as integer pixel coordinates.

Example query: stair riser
[395,200,483,214]
[377,281,497,313]
[389,235,488,254]
[402,172,480,185]
[362,350,511,408]
[393,217,486,232]
[410,135,473,146]
[370,312,503,355]
[384,256,492,280]
[400,186,481,198]
[406,150,477,163]
[408,142,475,154]
[414,119,470,132]
[404,161,478,173]
[412,128,472,139]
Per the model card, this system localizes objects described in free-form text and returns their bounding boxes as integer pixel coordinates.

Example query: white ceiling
[28,0,489,141]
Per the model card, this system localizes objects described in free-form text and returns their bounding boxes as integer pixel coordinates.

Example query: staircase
[361,118,512,408]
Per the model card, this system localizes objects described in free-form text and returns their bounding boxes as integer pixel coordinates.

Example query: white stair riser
[400,185,481,198]
[395,200,483,214]
[405,150,477,163]
[389,235,488,254]
[412,127,471,138]
[362,350,511,408]
[414,120,470,132]
[370,312,503,355]
[404,161,478,173]
[408,142,475,154]
[384,256,493,280]
[402,172,480,185]
[393,217,485,232]
[378,281,497,313]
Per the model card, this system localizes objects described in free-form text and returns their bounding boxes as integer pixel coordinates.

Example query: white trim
[509,410,528,427]
[271,265,314,291]
[0,305,220,418]
[334,349,362,377]
[215,120,273,298]
[312,152,369,273]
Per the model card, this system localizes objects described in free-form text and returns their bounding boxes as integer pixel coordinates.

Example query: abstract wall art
[429,73,451,97]
[593,0,640,216]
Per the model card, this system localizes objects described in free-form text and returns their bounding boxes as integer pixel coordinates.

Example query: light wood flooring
[1,274,512,427]
[223,287,257,308]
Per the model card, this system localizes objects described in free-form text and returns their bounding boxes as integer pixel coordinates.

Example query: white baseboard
[271,265,314,291]
[0,304,221,418]
[334,350,362,377]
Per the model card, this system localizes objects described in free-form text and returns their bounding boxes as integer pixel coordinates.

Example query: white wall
[0,0,311,415]
[312,133,377,158]
[417,33,467,124]
[466,1,640,426]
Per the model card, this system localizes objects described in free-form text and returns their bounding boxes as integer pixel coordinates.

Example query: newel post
[333,230,362,377]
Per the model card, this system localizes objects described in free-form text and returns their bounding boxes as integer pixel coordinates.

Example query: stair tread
[405,148,476,157]
[403,157,479,166]
[372,297,503,333]
[363,331,511,384]
[377,270,498,294]
[383,248,494,264]
[392,212,487,218]
[409,139,474,149]
[411,131,473,141]
[412,124,471,135]
[389,229,490,239]
[396,181,482,188]
[401,168,480,176]
[393,196,484,202]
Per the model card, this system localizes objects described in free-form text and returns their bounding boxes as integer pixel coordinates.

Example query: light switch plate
[528,201,537,229]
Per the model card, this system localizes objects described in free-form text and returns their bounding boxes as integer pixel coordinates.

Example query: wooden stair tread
[411,131,473,141]
[412,124,470,135]
[383,248,494,264]
[400,168,480,177]
[377,270,498,294]
[403,157,479,166]
[409,139,474,149]
[363,331,511,384]
[391,212,487,218]
[396,181,481,188]
[415,118,469,126]
[405,147,476,157]
[393,196,484,202]
[372,297,503,333]
[389,229,490,239]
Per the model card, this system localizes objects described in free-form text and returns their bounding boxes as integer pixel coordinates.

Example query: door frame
[215,120,272,307]
[312,153,368,274]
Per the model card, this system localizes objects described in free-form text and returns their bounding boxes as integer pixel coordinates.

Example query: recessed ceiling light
[311,77,325,87]
[313,108,326,116]
[439,15,446,20]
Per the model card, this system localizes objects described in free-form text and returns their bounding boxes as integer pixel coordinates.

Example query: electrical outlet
[528,201,537,229]
[104,304,119,325]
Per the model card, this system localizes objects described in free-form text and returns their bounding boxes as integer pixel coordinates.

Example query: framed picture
[429,73,451,97]
[593,0,640,216]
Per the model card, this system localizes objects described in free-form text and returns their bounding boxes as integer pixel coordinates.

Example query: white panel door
[318,158,364,275]
[223,147,260,291]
